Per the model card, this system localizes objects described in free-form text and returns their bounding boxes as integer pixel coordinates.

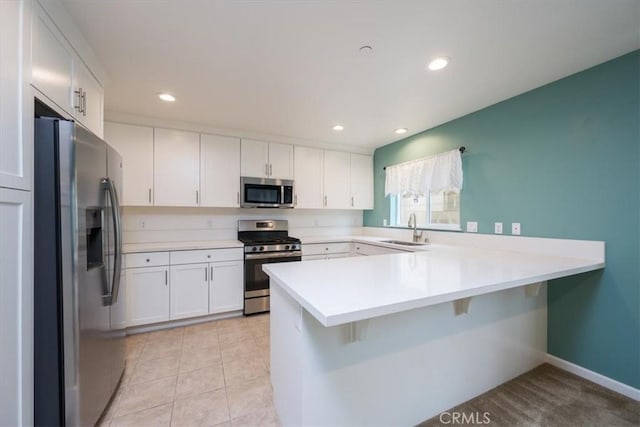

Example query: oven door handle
[245,251,302,260]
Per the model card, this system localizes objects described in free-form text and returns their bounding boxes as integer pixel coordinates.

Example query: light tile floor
[99,314,280,427]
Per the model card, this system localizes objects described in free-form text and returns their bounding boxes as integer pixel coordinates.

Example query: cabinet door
[293,146,323,208]
[241,139,268,178]
[104,122,154,206]
[170,263,210,320]
[209,261,243,314]
[32,3,73,113]
[200,134,241,207]
[268,142,294,180]
[72,60,104,138]
[154,128,200,206]
[0,189,32,426]
[323,150,350,209]
[0,0,31,190]
[350,153,374,209]
[125,267,170,326]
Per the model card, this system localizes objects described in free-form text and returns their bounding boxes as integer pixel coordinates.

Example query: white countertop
[299,235,428,251]
[122,240,243,254]
[263,245,604,327]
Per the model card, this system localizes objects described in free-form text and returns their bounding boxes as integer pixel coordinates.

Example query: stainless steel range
[238,220,302,315]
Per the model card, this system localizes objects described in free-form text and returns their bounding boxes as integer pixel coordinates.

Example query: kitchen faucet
[408,213,424,243]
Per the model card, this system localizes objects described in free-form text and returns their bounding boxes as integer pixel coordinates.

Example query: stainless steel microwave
[240,177,294,208]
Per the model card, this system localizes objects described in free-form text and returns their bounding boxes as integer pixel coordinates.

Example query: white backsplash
[122,207,364,243]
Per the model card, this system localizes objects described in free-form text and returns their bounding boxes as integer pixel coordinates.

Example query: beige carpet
[418,364,639,427]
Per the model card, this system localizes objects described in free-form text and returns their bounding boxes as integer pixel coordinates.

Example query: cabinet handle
[265,163,269,176]
[165,270,168,285]
[351,196,354,207]
[74,89,82,111]
[205,266,208,282]
[148,188,152,204]
[82,91,87,116]
[210,266,213,281]
[196,190,199,204]
[294,195,297,206]
[237,191,240,204]
[269,164,272,177]
[324,195,327,207]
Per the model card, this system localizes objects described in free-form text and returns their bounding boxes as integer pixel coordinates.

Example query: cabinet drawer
[125,252,170,268]
[170,248,243,265]
[302,242,351,256]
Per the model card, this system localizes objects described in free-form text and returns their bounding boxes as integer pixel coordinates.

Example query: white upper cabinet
[268,142,294,180]
[323,150,351,209]
[241,139,293,180]
[32,2,104,137]
[200,134,241,207]
[72,60,104,138]
[241,139,269,178]
[104,122,154,206]
[32,3,73,114]
[350,153,374,209]
[0,0,31,191]
[154,128,200,207]
[293,146,323,208]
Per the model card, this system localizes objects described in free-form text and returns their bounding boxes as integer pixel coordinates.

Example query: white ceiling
[61,0,639,149]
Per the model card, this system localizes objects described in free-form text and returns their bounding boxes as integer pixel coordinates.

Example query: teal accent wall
[364,51,640,388]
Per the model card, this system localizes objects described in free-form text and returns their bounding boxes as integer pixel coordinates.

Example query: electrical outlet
[494,222,503,234]
[207,219,213,229]
[138,219,146,229]
[512,222,521,235]
[383,219,388,227]
[466,221,478,233]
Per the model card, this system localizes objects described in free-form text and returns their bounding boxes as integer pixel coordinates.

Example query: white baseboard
[545,354,639,401]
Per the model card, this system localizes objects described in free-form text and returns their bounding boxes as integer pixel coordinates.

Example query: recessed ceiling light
[394,128,408,135]
[158,93,176,102]
[333,124,344,131]
[427,57,450,71]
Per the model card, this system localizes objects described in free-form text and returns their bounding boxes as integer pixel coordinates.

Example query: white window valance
[384,148,463,196]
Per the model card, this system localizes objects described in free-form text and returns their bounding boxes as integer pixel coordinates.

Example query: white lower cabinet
[0,188,32,426]
[124,248,243,327]
[125,266,170,327]
[209,261,244,314]
[352,243,408,256]
[170,263,210,320]
[302,242,351,261]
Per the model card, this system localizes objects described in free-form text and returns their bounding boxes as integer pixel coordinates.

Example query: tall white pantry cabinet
[0,0,34,425]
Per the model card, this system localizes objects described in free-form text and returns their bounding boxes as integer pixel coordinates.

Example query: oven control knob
[292,244,298,250]
[285,245,290,250]
[259,246,265,251]
[252,247,257,252]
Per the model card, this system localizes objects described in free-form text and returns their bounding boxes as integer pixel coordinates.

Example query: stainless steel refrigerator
[34,114,126,426]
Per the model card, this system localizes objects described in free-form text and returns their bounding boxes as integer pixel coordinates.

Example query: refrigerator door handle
[102,177,123,305]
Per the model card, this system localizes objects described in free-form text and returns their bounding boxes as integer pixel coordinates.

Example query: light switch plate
[466,221,478,233]
[512,222,521,235]
[494,222,503,234]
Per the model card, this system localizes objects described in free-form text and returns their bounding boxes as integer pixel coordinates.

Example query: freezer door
[106,145,126,397]
[70,124,112,427]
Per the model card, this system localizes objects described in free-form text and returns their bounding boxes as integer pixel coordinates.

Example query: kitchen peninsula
[263,239,605,426]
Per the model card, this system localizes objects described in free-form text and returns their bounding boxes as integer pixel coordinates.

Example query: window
[391,190,460,230]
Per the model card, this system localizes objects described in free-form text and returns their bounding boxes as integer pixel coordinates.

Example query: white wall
[123,207,363,243]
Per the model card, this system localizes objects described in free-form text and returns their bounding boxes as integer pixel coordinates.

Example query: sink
[380,239,428,247]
